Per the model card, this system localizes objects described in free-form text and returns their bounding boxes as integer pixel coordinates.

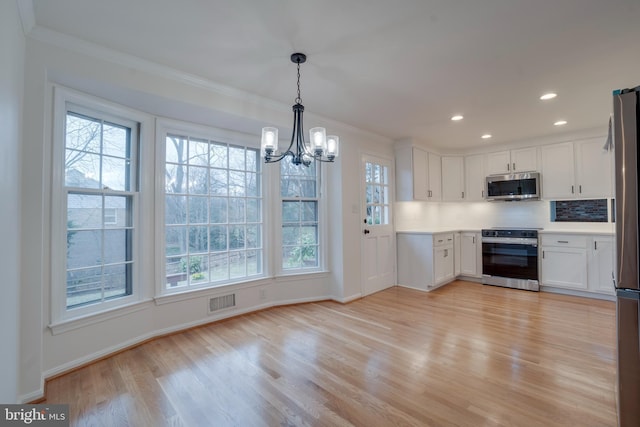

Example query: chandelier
[261,53,339,167]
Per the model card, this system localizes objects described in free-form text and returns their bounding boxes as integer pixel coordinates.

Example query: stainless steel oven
[481,228,539,291]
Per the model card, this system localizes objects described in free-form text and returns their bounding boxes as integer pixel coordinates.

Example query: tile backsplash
[551,199,608,222]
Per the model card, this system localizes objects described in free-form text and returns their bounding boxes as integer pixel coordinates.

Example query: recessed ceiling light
[554,120,567,126]
[451,115,464,121]
[481,134,492,139]
[540,93,557,100]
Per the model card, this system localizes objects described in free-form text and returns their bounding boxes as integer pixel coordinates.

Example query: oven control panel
[481,229,539,239]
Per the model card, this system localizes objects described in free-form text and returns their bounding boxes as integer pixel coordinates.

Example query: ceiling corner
[16,0,35,35]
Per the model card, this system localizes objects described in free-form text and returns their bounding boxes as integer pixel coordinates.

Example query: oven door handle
[481,237,538,245]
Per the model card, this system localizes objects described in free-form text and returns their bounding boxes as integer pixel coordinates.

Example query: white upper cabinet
[486,147,538,175]
[541,138,612,200]
[428,152,442,201]
[464,154,485,201]
[441,156,465,201]
[541,142,576,199]
[574,138,613,198]
[395,146,441,201]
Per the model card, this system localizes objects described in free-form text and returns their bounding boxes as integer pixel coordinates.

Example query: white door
[361,155,395,296]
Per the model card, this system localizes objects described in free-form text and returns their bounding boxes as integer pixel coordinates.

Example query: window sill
[49,298,154,335]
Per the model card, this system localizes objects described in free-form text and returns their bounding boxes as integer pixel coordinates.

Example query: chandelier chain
[295,61,302,104]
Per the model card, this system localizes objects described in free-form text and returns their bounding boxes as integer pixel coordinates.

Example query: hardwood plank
[43,281,617,426]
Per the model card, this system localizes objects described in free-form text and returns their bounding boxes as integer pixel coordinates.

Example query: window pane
[228,198,245,223]
[166,226,187,256]
[230,251,246,279]
[282,201,300,222]
[210,143,227,168]
[66,267,102,308]
[282,247,300,269]
[65,151,101,188]
[210,169,228,195]
[166,135,187,164]
[68,193,102,229]
[229,171,245,196]
[189,226,209,253]
[166,164,187,193]
[247,250,260,275]
[189,256,208,284]
[188,196,209,224]
[104,195,129,227]
[210,226,227,252]
[246,172,259,197]
[166,257,186,287]
[229,225,245,250]
[209,253,229,282]
[188,166,208,194]
[102,156,128,191]
[301,226,318,245]
[246,199,260,223]
[103,263,129,300]
[189,138,209,166]
[166,195,187,225]
[282,226,300,245]
[66,113,101,153]
[228,146,245,170]
[246,225,260,249]
[103,229,131,264]
[102,122,129,158]
[210,197,227,224]
[301,202,317,222]
[67,229,102,269]
[246,149,258,173]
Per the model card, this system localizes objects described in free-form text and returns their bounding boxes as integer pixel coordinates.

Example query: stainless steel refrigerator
[613,86,640,427]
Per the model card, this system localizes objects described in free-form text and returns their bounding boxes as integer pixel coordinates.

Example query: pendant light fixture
[261,53,339,167]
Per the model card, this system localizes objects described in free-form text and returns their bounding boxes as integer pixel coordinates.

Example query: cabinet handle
[579,185,582,194]
[481,190,484,197]
[512,162,516,171]
[437,239,443,243]
[428,190,432,197]
[571,185,574,194]
[557,240,569,244]
[594,241,598,250]
[542,250,545,259]
[444,249,448,257]
[507,163,510,171]
[462,191,465,199]
[472,236,475,244]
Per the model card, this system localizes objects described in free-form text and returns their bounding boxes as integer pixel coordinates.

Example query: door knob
[363,229,370,235]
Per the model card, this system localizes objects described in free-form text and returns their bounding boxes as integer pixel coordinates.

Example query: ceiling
[29,0,640,150]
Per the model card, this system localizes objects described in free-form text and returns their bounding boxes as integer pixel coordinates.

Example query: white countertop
[396,227,614,235]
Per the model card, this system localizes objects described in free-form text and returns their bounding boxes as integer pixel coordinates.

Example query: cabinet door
[412,147,429,200]
[427,152,442,201]
[464,154,485,201]
[454,233,461,276]
[486,151,510,175]
[588,236,616,294]
[434,245,454,285]
[460,233,478,276]
[541,246,588,289]
[442,156,465,201]
[511,147,538,172]
[575,138,613,198]
[541,142,575,199]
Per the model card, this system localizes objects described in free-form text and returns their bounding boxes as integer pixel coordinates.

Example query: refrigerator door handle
[617,288,640,301]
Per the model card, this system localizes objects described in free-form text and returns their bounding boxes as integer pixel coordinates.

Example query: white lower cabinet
[587,235,616,295]
[460,232,481,277]
[541,233,615,296]
[397,232,455,291]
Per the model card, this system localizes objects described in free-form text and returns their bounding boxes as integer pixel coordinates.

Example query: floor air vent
[208,294,236,314]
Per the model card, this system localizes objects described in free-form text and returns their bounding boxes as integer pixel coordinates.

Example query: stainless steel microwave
[485,172,540,201]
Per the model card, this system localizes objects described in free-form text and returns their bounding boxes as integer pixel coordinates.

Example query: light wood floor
[44,281,617,426]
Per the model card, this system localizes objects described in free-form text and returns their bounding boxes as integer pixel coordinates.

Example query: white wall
[0,0,25,404]
[19,30,394,400]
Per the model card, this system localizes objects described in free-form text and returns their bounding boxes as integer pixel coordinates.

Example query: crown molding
[16,0,35,34]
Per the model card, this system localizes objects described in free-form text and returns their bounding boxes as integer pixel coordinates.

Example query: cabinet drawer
[540,234,587,248]
[434,233,454,246]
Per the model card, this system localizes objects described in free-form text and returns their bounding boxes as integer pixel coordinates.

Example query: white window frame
[50,86,153,325]
[155,119,270,296]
